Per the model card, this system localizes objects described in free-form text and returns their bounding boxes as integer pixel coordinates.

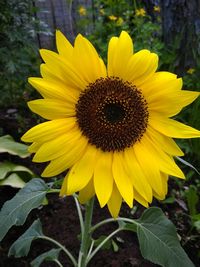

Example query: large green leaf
[0,173,26,188]
[0,162,13,179]
[0,161,33,179]
[31,248,61,267]
[0,135,29,158]
[124,207,194,267]
[0,161,34,188]
[8,219,43,257]
[0,178,48,241]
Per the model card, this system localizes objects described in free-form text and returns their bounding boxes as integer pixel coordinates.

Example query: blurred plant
[78,6,87,16]
[154,5,161,12]
[108,15,117,21]
[0,135,34,188]
[185,185,200,231]
[135,8,146,17]
[0,0,50,108]
[116,17,124,26]
[187,68,195,75]
[76,0,163,63]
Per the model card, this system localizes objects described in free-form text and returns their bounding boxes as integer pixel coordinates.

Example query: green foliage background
[0,0,45,107]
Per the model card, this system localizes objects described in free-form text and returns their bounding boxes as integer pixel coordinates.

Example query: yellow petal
[141,134,185,179]
[73,34,106,84]
[146,126,184,156]
[28,99,75,120]
[40,49,87,89]
[40,64,62,83]
[28,77,79,101]
[124,148,152,202]
[100,58,107,77]
[150,115,200,138]
[140,72,182,98]
[94,151,113,207]
[40,49,68,81]
[60,172,69,196]
[21,118,76,143]
[107,36,118,76]
[148,91,200,117]
[33,127,81,162]
[56,30,73,60]
[112,152,133,208]
[79,179,95,204]
[134,140,164,197]
[66,145,97,195]
[161,172,168,196]
[28,142,42,153]
[108,31,133,77]
[42,136,88,177]
[153,172,168,200]
[124,50,158,84]
[107,183,122,218]
[134,191,149,208]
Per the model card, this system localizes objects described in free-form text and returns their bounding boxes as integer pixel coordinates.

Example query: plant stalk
[40,235,77,266]
[78,197,94,267]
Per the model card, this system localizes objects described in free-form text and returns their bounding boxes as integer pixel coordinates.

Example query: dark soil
[0,185,199,267]
[0,186,159,267]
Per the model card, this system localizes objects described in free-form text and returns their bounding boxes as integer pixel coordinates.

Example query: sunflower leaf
[0,135,29,158]
[8,219,43,257]
[0,173,26,188]
[0,161,33,179]
[0,178,48,242]
[135,207,194,267]
[31,248,61,267]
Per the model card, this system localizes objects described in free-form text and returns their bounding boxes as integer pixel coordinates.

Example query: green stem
[73,194,84,240]
[87,239,95,259]
[40,236,77,266]
[54,259,64,267]
[78,198,94,267]
[47,189,61,194]
[86,228,122,264]
[91,217,137,233]
[87,217,138,264]
[133,0,137,12]
[90,218,116,233]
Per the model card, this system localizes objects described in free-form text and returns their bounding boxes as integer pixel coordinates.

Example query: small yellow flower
[154,6,161,12]
[78,6,86,16]
[116,17,124,26]
[135,8,146,17]
[109,15,117,21]
[99,8,105,15]
[187,68,195,74]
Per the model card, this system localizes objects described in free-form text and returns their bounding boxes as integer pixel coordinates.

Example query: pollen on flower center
[76,77,149,152]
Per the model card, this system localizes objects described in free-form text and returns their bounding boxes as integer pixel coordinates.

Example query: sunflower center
[103,103,125,123]
[76,77,149,152]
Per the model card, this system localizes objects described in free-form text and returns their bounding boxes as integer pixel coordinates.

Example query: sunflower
[22,31,200,218]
